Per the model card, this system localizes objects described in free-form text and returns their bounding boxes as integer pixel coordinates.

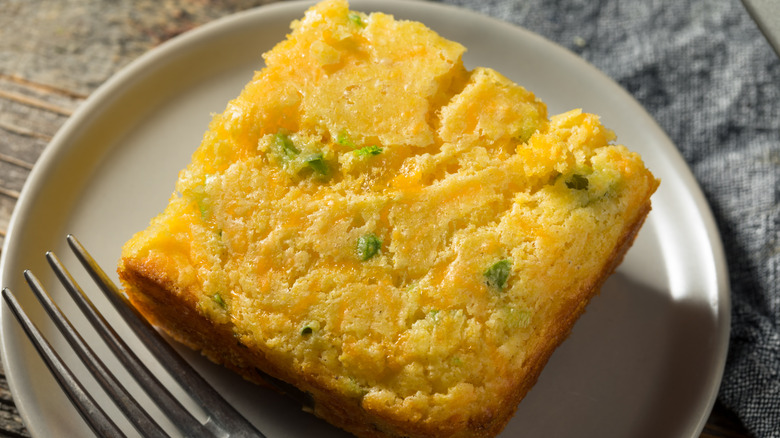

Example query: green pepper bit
[355,145,382,156]
[304,152,329,175]
[336,130,355,147]
[484,259,512,290]
[190,184,210,220]
[357,233,382,261]
[275,132,299,159]
[566,173,589,190]
[348,12,365,27]
[212,293,227,309]
[197,198,209,220]
[505,307,532,329]
[301,321,320,336]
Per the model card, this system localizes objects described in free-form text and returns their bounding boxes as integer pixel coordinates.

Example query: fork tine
[22,269,170,438]
[1,287,127,438]
[66,235,266,438]
[46,251,213,437]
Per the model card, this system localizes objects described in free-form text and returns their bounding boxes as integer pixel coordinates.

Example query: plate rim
[0,0,731,436]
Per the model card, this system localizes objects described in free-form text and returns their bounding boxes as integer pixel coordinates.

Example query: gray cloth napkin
[434,0,780,436]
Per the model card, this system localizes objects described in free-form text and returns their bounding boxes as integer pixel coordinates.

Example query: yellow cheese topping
[121,0,658,430]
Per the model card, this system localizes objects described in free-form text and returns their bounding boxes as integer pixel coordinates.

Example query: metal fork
[1,235,265,438]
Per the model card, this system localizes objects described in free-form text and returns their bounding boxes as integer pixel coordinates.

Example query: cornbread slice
[118,1,659,437]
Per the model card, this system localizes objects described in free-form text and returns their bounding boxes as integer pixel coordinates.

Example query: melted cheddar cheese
[120,0,658,434]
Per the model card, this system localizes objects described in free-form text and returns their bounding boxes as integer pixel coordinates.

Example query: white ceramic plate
[0,1,730,437]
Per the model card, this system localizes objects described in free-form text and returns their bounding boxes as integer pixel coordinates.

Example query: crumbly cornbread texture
[118,1,659,436]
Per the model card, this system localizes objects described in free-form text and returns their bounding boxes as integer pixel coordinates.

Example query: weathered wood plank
[0,162,29,196]
[0,194,15,250]
[0,99,72,145]
[0,153,33,172]
[0,90,74,117]
[0,74,87,101]
[0,122,50,166]
[0,0,278,97]
[0,365,29,438]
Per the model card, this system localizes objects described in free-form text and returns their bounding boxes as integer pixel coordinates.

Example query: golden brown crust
[118,199,653,438]
[118,261,271,384]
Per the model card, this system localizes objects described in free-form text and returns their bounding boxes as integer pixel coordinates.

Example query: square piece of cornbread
[118,1,659,436]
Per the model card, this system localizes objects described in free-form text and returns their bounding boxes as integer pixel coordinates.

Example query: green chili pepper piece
[355,145,382,156]
[304,152,329,175]
[566,174,589,190]
[484,259,512,290]
[357,233,382,261]
[348,12,365,27]
[275,133,299,159]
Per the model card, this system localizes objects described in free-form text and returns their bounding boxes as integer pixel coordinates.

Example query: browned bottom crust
[118,201,652,438]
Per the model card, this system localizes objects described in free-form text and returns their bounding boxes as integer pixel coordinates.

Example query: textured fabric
[433,0,780,436]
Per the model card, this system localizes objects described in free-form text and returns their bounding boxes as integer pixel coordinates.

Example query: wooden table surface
[0,0,755,437]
